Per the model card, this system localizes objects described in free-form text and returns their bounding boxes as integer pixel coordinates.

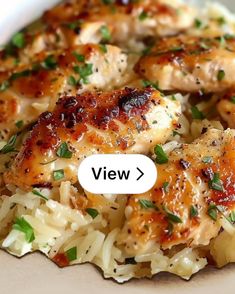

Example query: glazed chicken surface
[4,88,180,190]
[119,129,235,254]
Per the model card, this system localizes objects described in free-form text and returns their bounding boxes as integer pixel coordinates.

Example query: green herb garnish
[154,145,168,164]
[66,247,77,262]
[68,75,77,86]
[11,32,25,49]
[0,135,17,154]
[0,80,10,92]
[73,63,93,84]
[53,169,65,181]
[163,206,182,223]
[231,96,235,104]
[202,156,213,164]
[32,189,48,201]
[42,55,57,70]
[139,11,148,21]
[15,120,24,129]
[56,142,73,158]
[86,208,99,219]
[162,182,169,193]
[208,173,224,191]
[191,106,205,120]
[13,217,35,243]
[194,18,203,28]
[190,205,198,218]
[228,211,235,223]
[217,69,225,81]
[207,204,218,221]
[139,199,157,209]
[73,52,85,62]
[142,80,159,90]
[100,25,111,42]
[99,44,108,53]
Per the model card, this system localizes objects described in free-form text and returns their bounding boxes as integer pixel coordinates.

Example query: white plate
[0,1,234,294]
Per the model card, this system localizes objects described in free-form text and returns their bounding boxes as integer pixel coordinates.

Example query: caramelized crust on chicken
[119,129,235,254]
[0,44,127,140]
[43,0,195,44]
[0,0,195,72]
[135,35,235,93]
[4,88,180,190]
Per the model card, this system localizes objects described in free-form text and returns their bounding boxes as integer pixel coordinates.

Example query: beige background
[1,0,235,293]
[1,250,235,294]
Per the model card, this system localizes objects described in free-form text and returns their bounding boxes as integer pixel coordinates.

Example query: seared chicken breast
[135,35,235,93]
[3,87,180,190]
[0,44,128,140]
[44,0,195,44]
[0,0,195,72]
[119,129,235,254]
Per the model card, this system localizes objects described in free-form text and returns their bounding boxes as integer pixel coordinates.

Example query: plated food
[1,0,235,283]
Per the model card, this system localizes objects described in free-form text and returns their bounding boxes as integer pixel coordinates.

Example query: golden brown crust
[4,87,179,190]
[119,129,235,253]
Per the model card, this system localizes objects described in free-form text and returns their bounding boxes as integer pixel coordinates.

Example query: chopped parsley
[217,69,225,81]
[68,75,77,86]
[194,18,203,29]
[11,32,25,49]
[73,63,93,84]
[0,80,10,92]
[73,52,85,62]
[42,55,57,70]
[56,142,73,158]
[231,96,235,104]
[162,182,170,193]
[202,156,213,164]
[163,206,182,223]
[139,11,148,21]
[10,69,31,81]
[66,20,82,30]
[142,80,159,90]
[208,173,224,192]
[190,205,198,218]
[99,44,108,53]
[207,204,218,221]
[13,217,35,243]
[139,199,157,210]
[32,189,48,201]
[217,17,226,26]
[102,0,114,4]
[173,130,180,137]
[228,211,235,223]
[53,169,65,181]
[86,208,99,219]
[154,144,168,164]
[15,120,24,129]
[66,247,77,262]
[191,106,205,120]
[0,135,17,154]
[100,25,111,42]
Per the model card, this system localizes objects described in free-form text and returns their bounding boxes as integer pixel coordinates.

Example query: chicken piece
[0,0,195,72]
[0,44,128,140]
[4,87,181,190]
[43,0,195,45]
[217,89,235,128]
[118,129,235,255]
[135,35,235,93]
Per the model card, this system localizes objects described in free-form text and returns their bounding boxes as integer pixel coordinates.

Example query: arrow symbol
[136,167,144,181]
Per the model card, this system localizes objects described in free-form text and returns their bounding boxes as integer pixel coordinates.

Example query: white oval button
[78,154,157,194]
